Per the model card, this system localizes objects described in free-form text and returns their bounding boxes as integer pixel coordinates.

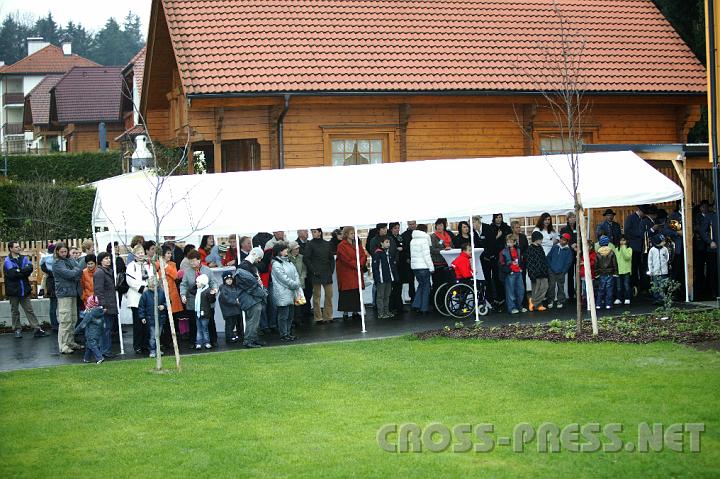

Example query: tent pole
[110,230,125,355]
[681,197,690,302]
[237,232,246,336]
[469,215,480,323]
[352,225,367,333]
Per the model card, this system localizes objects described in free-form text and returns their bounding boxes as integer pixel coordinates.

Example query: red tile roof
[52,67,124,124]
[114,124,146,141]
[159,0,707,95]
[124,46,146,99]
[0,45,98,75]
[25,74,63,126]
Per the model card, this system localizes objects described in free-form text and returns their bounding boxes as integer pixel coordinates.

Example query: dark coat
[93,266,118,315]
[218,283,243,317]
[41,259,55,298]
[234,268,267,310]
[488,222,512,257]
[595,247,619,276]
[371,248,398,284]
[138,288,169,323]
[3,254,33,297]
[452,234,473,249]
[53,257,83,298]
[596,220,622,246]
[526,244,549,281]
[472,222,493,251]
[624,212,648,252]
[75,306,104,340]
[190,286,216,319]
[399,228,414,280]
[303,238,335,284]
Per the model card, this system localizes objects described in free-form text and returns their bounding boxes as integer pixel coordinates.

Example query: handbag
[116,271,129,294]
[294,288,306,305]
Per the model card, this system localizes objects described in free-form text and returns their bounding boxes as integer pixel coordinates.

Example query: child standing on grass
[372,237,399,319]
[615,235,633,305]
[595,236,618,310]
[74,296,104,364]
[526,231,549,312]
[648,234,670,305]
[499,234,527,315]
[138,278,169,358]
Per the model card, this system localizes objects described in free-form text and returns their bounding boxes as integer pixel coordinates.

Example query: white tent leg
[238,231,246,335]
[469,215,480,323]
[681,197,690,302]
[353,225,367,333]
[110,230,125,355]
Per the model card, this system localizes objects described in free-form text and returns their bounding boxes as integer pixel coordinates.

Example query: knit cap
[85,295,100,309]
[599,235,610,247]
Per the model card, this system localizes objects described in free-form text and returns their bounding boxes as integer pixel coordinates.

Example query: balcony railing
[3,92,25,105]
[2,122,24,135]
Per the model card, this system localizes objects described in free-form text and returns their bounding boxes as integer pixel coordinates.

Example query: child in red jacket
[451,243,474,282]
[578,240,597,305]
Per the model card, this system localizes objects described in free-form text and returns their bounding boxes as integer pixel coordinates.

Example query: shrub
[5,152,123,183]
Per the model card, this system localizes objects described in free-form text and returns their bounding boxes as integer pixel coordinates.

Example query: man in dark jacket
[596,209,622,246]
[3,242,47,338]
[93,252,117,357]
[624,205,650,293]
[387,222,405,313]
[235,267,268,348]
[399,221,417,302]
[471,215,496,305]
[303,229,335,323]
[488,214,512,307]
[696,201,719,299]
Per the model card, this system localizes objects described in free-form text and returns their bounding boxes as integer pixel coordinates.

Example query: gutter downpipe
[277,94,291,169]
[707,0,720,304]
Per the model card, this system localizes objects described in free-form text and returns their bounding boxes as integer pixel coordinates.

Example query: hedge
[0,182,95,241]
[5,152,123,184]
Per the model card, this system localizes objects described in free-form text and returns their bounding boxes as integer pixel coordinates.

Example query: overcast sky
[0,0,152,35]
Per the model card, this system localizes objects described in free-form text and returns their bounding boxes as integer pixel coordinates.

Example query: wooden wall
[64,123,124,152]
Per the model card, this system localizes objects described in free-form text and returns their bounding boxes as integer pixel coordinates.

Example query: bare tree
[512,0,598,335]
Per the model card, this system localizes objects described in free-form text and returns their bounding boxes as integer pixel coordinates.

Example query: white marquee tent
[91,151,687,346]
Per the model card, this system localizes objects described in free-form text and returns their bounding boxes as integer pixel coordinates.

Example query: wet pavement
[0,299,710,372]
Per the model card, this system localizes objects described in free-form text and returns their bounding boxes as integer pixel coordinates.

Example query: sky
[0,0,152,35]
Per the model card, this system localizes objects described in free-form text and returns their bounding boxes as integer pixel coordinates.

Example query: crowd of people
[3,199,719,361]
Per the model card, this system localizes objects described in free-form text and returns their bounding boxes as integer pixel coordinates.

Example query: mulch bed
[414,308,720,346]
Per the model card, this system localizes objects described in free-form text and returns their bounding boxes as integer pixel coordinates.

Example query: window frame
[322,127,395,166]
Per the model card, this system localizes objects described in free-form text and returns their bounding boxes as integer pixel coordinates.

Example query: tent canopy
[92,151,683,238]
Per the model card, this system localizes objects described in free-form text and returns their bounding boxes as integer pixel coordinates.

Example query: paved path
[0,300,708,372]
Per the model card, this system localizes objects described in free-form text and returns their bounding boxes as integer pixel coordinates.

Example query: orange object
[80,267,95,305]
[157,260,184,314]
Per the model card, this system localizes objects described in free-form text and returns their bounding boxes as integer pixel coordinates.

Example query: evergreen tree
[34,12,59,46]
[91,18,128,66]
[60,21,93,59]
[0,14,34,64]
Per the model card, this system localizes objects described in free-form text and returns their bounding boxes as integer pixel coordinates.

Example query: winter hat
[561,233,572,242]
[218,243,229,254]
[651,234,664,246]
[272,241,288,257]
[288,241,300,251]
[247,247,264,263]
[196,274,209,287]
[222,270,234,281]
[599,235,610,247]
[531,231,543,242]
[47,243,56,254]
[85,295,100,309]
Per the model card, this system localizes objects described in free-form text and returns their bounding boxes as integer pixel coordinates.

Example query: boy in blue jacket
[75,296,104,364]
[547,233,574,309]
[138,278,168,358]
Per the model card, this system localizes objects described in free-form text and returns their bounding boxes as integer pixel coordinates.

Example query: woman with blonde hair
[335,227,367,320]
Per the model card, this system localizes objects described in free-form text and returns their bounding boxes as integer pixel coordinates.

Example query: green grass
[1,337,719,478]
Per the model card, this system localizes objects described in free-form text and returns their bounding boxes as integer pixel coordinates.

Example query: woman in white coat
[410,224,435,313]
[125,245,154,354]
[533,212,559,255]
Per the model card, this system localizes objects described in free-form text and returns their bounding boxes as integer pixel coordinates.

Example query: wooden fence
[0,239,90,300]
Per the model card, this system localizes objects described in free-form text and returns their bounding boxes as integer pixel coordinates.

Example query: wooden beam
[399,103,410,162]
[213,107,224,173]
[684,164,694,300]
[671,154,687,189]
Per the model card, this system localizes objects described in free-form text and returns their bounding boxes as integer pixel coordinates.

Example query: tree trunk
[576,196,598,335]
[159,256,182,371]
[575,209,583,335]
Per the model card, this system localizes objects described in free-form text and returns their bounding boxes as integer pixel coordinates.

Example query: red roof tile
[0,45,98,75]
[52,67,124,124]
[25,74,63,126]
[159,0,707,95]
[125,46,146,98]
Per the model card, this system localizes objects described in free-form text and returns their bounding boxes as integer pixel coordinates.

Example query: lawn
[1,337,719,478]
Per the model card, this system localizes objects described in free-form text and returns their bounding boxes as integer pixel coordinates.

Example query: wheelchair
[432,267,490,319]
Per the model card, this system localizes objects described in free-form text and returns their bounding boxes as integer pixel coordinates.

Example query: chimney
[62,40,72,56]
[0,61,4,67]
[27,37,49,56]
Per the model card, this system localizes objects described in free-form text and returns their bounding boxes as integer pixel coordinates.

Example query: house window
[222,139,260,172]
[537,131,595,155]
[331,138,384,166]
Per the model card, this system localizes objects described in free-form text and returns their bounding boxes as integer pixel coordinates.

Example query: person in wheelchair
[451,243,474,284]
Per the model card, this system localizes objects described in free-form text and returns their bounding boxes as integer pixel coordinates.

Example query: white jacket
[648,246,669,276]
[124,260,154,308]
[410,230,434,272]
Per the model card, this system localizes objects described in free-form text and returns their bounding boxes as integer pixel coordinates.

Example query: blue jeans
[596,275,614,307]
[616,274,631,302]
[412,269,431,312]
[504,273,525,312]
[101,314,117,355]
[148,315,167,353]
[196,317,210,346]
[652,274,668,302]
[84,334,103,362]
[277,305,294,337]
